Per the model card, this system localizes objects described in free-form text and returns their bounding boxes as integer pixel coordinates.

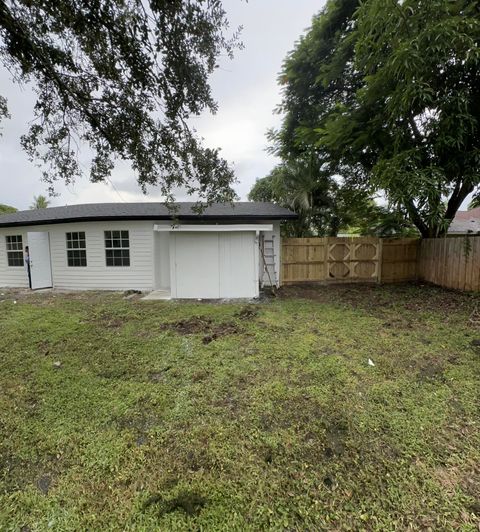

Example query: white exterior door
[171,232,258,299]
[28,232,53,289]
[172,233,220,298]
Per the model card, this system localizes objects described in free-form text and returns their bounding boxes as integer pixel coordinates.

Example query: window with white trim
[6,235,24,267]
[105,230,130,267]
[66,232,87,267]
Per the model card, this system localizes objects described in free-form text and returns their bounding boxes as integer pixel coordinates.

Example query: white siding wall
[0,221,156,291]
[154,231,171,290]
[0,228,30,288]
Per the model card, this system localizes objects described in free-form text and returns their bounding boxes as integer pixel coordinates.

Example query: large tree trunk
[406,180,474,238]
[441,180,474,236]
[405,200,430,238]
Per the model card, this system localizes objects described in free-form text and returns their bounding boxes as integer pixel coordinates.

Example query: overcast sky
[0,0,324,211]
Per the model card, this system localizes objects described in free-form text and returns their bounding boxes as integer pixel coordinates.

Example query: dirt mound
[161,316,241,343]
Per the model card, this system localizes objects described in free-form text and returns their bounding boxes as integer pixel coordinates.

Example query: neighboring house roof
[449,207,480,234]
[0,202,297,228]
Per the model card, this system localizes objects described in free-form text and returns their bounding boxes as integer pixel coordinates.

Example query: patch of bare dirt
[143,490,207,517]
[278,282,480,320]
[434,460,480,508]
[161,316,213,334]
[416,360,446,382]
[160,316,241,344]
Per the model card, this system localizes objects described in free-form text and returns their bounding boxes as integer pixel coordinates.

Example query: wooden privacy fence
[281,237,420,284]
[281,235,480,291]
[418,237,480,291]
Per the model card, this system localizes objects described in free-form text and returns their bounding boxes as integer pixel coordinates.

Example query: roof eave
[0,213,298,228]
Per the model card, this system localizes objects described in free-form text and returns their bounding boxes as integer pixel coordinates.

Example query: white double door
[28,231,53,289]
[171,232,259,299]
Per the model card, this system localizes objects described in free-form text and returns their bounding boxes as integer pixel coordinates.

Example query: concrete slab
[141,290,171,301]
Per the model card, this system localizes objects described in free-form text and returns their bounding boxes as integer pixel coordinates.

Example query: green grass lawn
[0,284,479,531]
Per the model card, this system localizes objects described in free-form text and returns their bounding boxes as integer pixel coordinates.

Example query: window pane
[7,251,23,267]
[106,248,130,266]
[67,232,86,250]
[67,248,87,267]
[112,231,120,239]
[121,231,128,239]
[6,235,23,252]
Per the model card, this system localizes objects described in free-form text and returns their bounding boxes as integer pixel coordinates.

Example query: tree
[30,195,50,209]
[0,1,239,202]
[346,203,418,238]
[248,155,415,237]
[0,203,16,214]
[273,0,480,237]
[249,157,345,237]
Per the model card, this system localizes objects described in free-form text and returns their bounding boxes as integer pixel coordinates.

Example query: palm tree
[30,195,50,210]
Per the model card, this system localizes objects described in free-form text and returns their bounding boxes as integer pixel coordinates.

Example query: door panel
[174,233,220,298]
[172,232,258,299]
[219,232,257,298]
[28,232,53,289]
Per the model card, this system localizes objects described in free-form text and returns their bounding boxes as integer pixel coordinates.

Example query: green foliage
[468,194,480,210]
[273,0,480,237]
[30,195,50,210]
[250,157,347,237]
[0,287,479,529]
[347,204,418,238]
[0,1,239,201]
[0,203,16,214]
[249,157,416,237]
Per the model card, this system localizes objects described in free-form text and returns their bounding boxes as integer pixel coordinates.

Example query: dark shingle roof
[0,202,297,228]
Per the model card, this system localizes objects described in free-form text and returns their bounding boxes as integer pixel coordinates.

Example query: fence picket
[280,236,480,292]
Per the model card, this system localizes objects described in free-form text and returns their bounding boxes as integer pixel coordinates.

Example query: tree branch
[444,179,474,223]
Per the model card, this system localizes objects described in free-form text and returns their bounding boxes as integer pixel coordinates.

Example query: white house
[0,202,296,299]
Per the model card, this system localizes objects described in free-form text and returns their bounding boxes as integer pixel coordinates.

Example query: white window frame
[5,235,24,267]
[66,232,87,267]
[104,230,130,267]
